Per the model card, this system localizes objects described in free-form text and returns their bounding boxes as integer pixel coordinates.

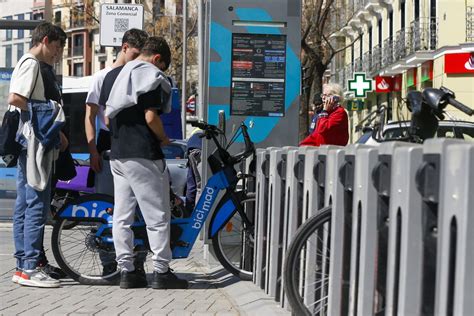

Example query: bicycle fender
[208,191,238,238]
[57,193,114,223]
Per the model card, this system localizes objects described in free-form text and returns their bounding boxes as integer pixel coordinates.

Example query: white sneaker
[12,269,22,284]
[18,268,61,288]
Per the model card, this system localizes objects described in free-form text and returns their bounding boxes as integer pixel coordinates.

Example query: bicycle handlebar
[190,120,255,164]
[446,96,474,116]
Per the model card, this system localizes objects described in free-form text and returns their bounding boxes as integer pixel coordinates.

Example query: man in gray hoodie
[105,37,188,289]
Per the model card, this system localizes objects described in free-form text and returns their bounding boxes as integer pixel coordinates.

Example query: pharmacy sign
[348,72,374,98]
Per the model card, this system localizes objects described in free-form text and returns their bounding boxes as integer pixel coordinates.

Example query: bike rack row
[253,139,474,315]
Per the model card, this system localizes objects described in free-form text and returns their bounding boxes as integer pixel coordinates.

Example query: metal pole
[197,0,203,120]
[44,0,53,22]
[181,0,188,138]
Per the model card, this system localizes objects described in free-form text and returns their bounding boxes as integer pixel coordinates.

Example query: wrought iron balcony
[371,44,382,74]
[382,37,394,68]
[467,6,474,42]
[354,57,363,72]
[408,18,438,55]
[394,28,408,61]
[363,51,372,73]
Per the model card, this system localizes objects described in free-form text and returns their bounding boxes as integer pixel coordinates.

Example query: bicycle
[50,121,256,285]
[283,86,474,315]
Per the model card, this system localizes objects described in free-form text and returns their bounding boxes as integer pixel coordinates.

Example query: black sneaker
[102,263,117,276]
[151,269,188,289]
[41,263,68,280]
[120,269,148,289]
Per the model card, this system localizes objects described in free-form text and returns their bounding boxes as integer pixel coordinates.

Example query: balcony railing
[408,18,438,55]
[467,6,474,42]
[382,37,393,68]
[371,44,382,74]
[394,28,408,61]
[354,57,363,72]
[362,51,372,73]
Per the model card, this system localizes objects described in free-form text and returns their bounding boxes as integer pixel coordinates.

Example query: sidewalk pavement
[0,224,289,316]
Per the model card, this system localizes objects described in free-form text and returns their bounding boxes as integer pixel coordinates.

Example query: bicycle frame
[56,164,246,259]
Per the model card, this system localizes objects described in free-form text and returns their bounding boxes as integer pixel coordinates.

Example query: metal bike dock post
[280,146,307,307]
[433,142,474,315]
[254,148,274,289]
[265,147,288,297]
[324,146,349,315]
[414,139,465,315]
[341,144,378,316]
[254,149,269,287]
[384,145,423,316]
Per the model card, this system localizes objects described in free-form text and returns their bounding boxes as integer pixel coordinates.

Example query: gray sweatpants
[111,158,171,273]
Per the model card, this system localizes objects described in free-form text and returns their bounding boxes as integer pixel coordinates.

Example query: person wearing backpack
[7,22,67,288]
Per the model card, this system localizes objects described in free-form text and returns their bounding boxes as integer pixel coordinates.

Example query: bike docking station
[253,139,474,315]
[200,0,301,267]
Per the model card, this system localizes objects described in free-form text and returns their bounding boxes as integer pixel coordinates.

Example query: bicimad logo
[377,78,390,90]
[464,54,474,70]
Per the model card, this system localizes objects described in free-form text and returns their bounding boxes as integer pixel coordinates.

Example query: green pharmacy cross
[348,72,374,98]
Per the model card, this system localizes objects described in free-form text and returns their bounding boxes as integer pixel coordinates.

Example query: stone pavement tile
[16,303,64,316]
[191,312,216,316]
[184,301,214,312]
[214,312,240,316]
[206,299,234,312]
[91,306,130,315]
[166,310,193,316]
[143,308,172,315]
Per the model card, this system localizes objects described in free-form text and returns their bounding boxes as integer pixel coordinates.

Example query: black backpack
[0,108,22,167]
[0,57,40,167]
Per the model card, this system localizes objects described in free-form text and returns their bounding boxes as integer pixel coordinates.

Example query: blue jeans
[13,150,51,270]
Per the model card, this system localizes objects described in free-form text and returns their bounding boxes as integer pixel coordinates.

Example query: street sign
[348,72,373,98]
[99,4,144,47]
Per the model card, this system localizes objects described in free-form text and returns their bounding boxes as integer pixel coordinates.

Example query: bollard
[415,139,465,315]
[265,147,287,297]
[254,149,272,289]
[344,145,378,316]
[435,142,474,315]
[384,145,423,316]
[254,149,267,287]
[279,147,307,306]
[325,146,348,316]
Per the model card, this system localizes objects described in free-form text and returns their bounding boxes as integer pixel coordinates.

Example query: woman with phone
[300,83,349,147]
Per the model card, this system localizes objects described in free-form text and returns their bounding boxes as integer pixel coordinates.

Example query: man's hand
[160,137,171,147]
[90,151,102,173]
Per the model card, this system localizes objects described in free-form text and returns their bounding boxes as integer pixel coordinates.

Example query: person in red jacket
[300,83,349,147]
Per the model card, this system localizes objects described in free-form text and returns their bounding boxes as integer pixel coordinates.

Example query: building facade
[329,0,474,141]
[0,0,34,69]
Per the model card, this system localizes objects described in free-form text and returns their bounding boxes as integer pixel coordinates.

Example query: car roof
[384,120,474,130]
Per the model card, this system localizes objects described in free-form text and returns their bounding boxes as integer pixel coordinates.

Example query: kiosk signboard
[230,33,286,117]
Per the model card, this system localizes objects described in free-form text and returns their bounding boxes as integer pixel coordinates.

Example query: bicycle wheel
[211,192,255,281]
[284,206,332,316]
[51,195,120,285]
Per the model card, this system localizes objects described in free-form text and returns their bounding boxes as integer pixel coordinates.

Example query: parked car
[356,120,474,144]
